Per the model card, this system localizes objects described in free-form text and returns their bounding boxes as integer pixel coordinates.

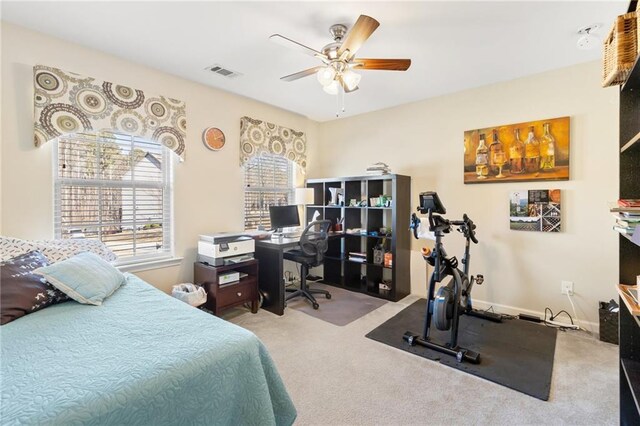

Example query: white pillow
[0,236,117,263]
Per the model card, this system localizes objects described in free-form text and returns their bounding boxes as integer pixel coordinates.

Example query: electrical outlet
[561,280,574,295]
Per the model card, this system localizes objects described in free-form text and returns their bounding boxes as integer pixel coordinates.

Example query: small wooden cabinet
[194,260,259,316]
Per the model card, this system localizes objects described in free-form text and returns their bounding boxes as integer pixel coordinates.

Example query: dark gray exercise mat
[365,299,558,401]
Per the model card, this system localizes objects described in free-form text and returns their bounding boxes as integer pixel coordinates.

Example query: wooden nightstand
[194,260,259,316]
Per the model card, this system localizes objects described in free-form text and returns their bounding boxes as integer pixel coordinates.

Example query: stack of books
[611,199,640,236]
[618,199,640,208]
[348,252,367,263]
[366,162,391,175]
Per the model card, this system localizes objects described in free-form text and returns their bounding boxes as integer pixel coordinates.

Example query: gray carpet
[230,295,618,425]
[286,283,387,326]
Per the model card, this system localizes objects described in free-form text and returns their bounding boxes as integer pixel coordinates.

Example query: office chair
[284,220,332,310]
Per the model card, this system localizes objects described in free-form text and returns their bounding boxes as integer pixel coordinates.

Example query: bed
[0,273,296,425]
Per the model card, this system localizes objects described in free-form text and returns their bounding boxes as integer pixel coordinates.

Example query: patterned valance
[240,116,307,171]
[33,65,186,161]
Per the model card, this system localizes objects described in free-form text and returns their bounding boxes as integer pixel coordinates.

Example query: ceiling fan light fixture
[317,66,336,86]
[341,69,361,91]
[271,14,411,110]
[323,80,339,95]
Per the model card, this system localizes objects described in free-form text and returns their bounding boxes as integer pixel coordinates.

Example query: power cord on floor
[482,298,591,332]
[543,307,579,331]
[566,292,594,335]
[283,265,303,288]
[283,271,297,288]
[481,305,517,320]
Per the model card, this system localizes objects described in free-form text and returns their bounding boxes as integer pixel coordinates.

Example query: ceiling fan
[270,15,411,95]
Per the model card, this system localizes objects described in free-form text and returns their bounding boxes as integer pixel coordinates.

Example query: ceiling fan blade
[337,15,380,60]
[352,58,412,71]
[338,75,359,93]
[270,34,326,59]
[280,66,324,82]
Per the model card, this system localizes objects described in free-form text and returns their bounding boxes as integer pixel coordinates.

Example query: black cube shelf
[305,174,411,302]
[618,3,640,424]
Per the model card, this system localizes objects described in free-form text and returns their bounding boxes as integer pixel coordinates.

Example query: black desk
[255,233,343,316]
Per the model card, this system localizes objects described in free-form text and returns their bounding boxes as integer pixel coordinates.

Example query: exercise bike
[403,192,501,364]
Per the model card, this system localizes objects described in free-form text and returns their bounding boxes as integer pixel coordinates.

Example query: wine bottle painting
[463,116,570,184]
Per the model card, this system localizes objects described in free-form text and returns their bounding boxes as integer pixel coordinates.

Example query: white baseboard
[471,298,600,335]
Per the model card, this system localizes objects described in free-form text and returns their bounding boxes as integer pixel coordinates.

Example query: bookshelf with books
[611,202,640,245]
[305,174,411,302]
[615,4,640,423]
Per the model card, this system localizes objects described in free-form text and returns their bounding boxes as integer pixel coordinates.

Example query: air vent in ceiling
[206,64,243,79]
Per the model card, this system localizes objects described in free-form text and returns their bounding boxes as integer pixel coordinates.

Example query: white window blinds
[244,154,295,230]
[54,132,173,262]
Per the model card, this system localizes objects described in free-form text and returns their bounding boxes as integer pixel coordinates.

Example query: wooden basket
[637,10,640,54]
[602,12,638,87]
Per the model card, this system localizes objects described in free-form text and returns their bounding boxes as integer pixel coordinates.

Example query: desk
[255,233,343,316]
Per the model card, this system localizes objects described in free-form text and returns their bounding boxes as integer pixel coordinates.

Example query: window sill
[116,256,183,273]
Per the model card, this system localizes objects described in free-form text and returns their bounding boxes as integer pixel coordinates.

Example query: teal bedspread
[0,274,296,425]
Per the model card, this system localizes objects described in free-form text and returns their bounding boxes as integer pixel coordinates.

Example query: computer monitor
[269,205,300,231]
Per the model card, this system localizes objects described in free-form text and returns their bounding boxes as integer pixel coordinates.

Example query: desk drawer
[216,278,257,307]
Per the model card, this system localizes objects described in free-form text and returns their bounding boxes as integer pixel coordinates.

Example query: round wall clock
[202,127,225,151]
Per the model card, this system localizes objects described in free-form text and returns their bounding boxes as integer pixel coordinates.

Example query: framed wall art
[464,116,570,184]
[509,189,561,232]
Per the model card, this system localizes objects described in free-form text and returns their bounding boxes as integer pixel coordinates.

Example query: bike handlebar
[464,214,479,244]
[451,215,478,244]
[411,210,478,244]
[410,213,420,240]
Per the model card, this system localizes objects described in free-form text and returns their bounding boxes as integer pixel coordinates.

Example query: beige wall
[311,61,619,327]
[1,22,619,327]
[0,22,318,292]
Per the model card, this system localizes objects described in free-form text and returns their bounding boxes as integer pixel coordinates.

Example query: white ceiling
[1,1,627,122]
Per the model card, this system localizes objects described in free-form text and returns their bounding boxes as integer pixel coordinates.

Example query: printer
[198,232,255,266]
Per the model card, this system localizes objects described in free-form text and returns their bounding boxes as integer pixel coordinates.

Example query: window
[244,154,295,230]
[54,132,173,263]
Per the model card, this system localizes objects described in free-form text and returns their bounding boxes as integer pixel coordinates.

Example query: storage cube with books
[304,174,410,302]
